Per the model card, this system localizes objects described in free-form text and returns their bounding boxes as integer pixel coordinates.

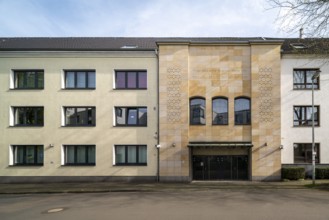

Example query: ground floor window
[64,145,96,165]
[12,145,43,165]
[115,145,147,165]
[294,143,319,164]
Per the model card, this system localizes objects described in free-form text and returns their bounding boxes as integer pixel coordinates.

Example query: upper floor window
[293,69,320,90]
[13,70,44,89]
[115,145,147,166]
[190,97,206,125]
[65,70,95,89]
[294,143,319,164]
[63,145,96,166]
[212,97,228,125]
[115,71,147,89]
[235,97,251,125]
[12,107,44,126]
[115,107,147,126]
[11,145,43,166]
[64,107,96,126]
[293,106,319,126]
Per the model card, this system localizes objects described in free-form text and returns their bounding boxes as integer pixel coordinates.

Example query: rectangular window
[12,145,43,165]
[294,143,319,164]
[115,145,147,165]
[64,107,96,126]
[115,71,147,89]
[64,70,95,89]
[13,107,44,126]
[293,69,320,90]
[13,70,44,89]
[115,107,147,126]
[64,145,96,165]
[293,106,319,126]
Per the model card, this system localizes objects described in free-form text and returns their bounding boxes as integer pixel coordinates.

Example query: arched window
[190,97,205,125]
[212,97,228,125]
[234,97,251,125]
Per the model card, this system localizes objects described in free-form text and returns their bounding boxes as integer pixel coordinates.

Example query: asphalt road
[1,189,329,220]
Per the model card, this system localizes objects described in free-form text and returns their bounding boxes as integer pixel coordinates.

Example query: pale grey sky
[0,0,295,37]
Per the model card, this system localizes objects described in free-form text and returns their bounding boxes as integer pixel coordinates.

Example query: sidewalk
[1,180,329,194]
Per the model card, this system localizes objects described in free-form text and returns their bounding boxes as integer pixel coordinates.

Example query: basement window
[290,43,308,49]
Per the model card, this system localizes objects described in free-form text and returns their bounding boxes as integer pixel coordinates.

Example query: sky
[0,0,295,38]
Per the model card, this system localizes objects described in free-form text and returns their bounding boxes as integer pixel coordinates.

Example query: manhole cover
[43,207,67,214]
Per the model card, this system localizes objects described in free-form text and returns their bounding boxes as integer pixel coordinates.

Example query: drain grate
[43,207,67,214]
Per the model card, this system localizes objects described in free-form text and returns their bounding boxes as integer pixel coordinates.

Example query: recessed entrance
[192,155,248,180]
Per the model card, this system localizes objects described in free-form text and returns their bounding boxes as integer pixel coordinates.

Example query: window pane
[127,146,137,163]
[15,72,25,88]
[138,146,147,163]
[87,146,95,164]
[37,71,44,88]
[15,146,24,164]
[138,72,147,88]
[76,108,88,125]
[127,109,137,125]
[25,108,35,125]
[66,146,75,164]
[26,72,36,88]
[15,108,25,125]
[190,98,206,125]
[37,146,44,164]
[235,98,250,125]
[116,72,126,88]
[116,146,126,163]
[138,108,147,125]
[87,72,95,88]
[76,146,86,163]
[26,146,35,164]
[213,98,228,125]
[127,72,137,88]
[294,143,319,164]
[36,108,44,125]
[65,72,75,88]
[65,108,76,125]
[77,72,86,88]
[116,108,126,125]
[87,108,96,125]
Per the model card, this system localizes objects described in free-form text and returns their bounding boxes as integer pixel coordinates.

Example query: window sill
[62,125,96,127]
[10,125,44,127]
[9,164,43,167]
[114,88,147,90]
[114,125,147,127]
[62,164,96,166]
[293,125,320,127]
[62,88,95,90]
[10,88,44,90]
[114,164,147,166]
[212,124,229,126]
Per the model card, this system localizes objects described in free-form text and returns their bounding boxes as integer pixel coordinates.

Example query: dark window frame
[63,145,96,166]
[13,70,44,89]
[115,70,147,89]
[114,107,147,126]
[114,145,147,166]
[293,69,320,90]
[294,143,320,164]
[64,106,96,127]
[13,107,44,126]
[12,145,44,166]
[64,70,96,89]
[293,105,320,127]
[212,96,229,125]
[234,97,251,125]
[190,97,206,125]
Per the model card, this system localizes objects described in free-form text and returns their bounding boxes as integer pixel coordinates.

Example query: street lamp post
[311,70,320,185]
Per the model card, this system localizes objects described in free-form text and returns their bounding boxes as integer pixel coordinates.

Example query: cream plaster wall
[281,55,329,164]
[0,51,158,177]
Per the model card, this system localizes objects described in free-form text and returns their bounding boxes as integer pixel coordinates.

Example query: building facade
[280,39,329,176]
[0,37,327,182]
[0,38,159,182]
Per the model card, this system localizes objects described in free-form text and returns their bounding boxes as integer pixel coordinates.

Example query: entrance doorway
[192,155,248,180]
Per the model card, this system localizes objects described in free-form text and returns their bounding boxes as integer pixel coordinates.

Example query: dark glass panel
[127,72,137,88]
[212,98,228,125]
[138,72,147,88]
[116,72,126,88]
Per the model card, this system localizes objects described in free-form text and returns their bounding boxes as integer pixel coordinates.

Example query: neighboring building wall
[0,51,158,182]
[281,55,329,166]
[158,42,282,181]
